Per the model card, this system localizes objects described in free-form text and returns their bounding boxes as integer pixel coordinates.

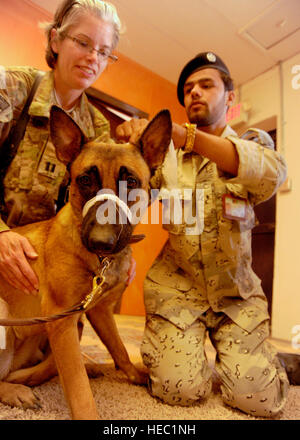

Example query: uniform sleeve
[225,133,287,205]
[0,66,35,230]
[0,66,14,143]
[0,66,34,147]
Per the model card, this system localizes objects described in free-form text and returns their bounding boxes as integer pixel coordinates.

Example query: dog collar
[82,193,133,224]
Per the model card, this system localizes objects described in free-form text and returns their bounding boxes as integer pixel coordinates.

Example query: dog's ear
[50,105,84,165]
[138,110,172,173]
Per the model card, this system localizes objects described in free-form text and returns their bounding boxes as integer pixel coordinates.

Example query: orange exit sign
[226,103,242,122]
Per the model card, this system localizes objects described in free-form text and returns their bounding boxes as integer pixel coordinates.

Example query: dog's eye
[127,177,138,189]
[78,175,91,186]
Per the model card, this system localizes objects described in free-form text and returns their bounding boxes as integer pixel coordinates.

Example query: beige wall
[236,53,300,342]
[272,53,300,342]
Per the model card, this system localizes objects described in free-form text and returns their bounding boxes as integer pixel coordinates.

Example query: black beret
[177,52,231,106]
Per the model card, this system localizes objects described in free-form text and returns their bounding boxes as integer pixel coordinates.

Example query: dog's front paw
[126,364,149,385]
[0,382,41,410]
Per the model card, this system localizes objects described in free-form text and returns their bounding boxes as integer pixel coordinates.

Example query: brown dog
[0,106,172,419]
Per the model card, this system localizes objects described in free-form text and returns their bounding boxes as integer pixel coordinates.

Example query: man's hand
[0,231,39,294]
[116,118,149,145]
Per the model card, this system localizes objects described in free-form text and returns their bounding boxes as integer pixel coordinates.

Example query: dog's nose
[88,228,117,253]
[90,238,116,252]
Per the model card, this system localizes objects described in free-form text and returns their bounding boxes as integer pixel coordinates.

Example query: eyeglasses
[65,35,118,63]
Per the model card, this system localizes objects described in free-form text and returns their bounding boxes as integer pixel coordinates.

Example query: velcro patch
[0,325,6,349]
[0,66,6,88]
[0,95,9,113]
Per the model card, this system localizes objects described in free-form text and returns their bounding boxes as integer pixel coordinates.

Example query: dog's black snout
[89,235,116,253]
[81,199,134,255]
[85,224,118,253]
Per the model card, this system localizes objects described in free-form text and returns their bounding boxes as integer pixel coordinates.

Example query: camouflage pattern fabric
[141,313,289,416]
[141,125,289,416]
[0,66,110,230]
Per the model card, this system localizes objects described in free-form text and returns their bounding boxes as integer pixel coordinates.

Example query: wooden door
[86,87,148,138]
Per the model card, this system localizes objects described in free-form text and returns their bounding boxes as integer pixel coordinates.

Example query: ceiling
[29,0,300,87]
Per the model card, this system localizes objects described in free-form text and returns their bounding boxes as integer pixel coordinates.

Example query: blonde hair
[42,0,122,68]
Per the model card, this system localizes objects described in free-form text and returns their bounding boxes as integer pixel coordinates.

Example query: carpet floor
[0,314,299,420]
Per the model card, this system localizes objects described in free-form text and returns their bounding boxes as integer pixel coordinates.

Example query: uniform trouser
[141,309,289,417]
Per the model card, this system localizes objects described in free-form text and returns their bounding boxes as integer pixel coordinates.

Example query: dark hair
[219,71,234,92]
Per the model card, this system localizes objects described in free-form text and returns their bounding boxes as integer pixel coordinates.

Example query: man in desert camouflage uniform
[0,66,110,230]
[140,52,289,417]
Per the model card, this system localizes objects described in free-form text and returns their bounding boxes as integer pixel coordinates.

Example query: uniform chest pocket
[37,146,64,180]
[19,130,66,201]
[35,141,66,200]
[18,129,49,190]
[217,183,256,260]
[161,187,204,237]
[225,183,256,231]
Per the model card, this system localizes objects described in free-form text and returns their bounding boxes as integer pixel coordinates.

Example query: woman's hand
[0,231,39,294]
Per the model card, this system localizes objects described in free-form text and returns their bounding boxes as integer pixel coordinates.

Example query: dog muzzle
[82,193,133,224]
[82,194,145,245]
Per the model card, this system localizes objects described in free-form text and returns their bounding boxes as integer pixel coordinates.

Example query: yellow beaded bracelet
[183,123,197,153]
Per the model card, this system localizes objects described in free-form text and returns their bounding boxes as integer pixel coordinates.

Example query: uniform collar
[221,124,237,138]
[28,70,95,139]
